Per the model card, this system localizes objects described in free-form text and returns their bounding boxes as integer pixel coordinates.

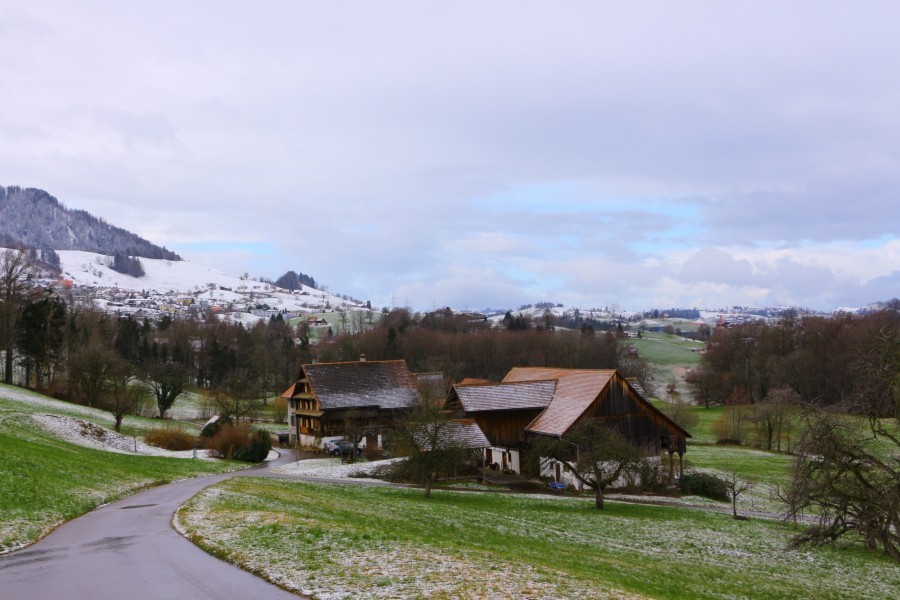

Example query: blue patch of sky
[858,234,897,249]
[474,181,705,255]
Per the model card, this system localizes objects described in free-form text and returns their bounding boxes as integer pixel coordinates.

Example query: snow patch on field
[28,414,213,458]
[1,385,101,417]
[272,457,401,480]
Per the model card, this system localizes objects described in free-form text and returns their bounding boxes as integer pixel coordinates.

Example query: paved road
[0,453,303,600]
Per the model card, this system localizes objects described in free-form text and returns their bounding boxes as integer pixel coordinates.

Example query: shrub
[145,427,196,451]
[270,397,288,424]
[207,423,271,462]
[234,429,272,462]
[679,472,730,502]
[712,405,749,445]
[634,458,668,493]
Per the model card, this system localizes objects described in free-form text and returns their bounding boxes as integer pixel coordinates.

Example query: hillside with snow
[36,250,367,321]
[58,250,276,294]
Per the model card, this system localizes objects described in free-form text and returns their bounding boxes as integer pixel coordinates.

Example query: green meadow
[0,384,238,553]
[177,478,900,599]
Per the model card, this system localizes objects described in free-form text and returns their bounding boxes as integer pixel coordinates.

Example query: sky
[2,1,899,312]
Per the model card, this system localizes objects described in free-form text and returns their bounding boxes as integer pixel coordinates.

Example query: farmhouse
[281,358,426,448]
[447,367,690,480]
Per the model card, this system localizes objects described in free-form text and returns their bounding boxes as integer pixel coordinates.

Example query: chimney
[359,354,366,362]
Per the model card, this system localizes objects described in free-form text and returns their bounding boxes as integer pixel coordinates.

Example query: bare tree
[270,396,288,424]
[750,388,798,452]
[722,469,753,519]
[393,393,470,498]
[531,421,641,509]
[144,359,187,419]
[101,364,146,432]
[214,370,266,422]
[661,396,700,433]
[69,342,118,408]
[0,249,33,384]
[780,410,899,561]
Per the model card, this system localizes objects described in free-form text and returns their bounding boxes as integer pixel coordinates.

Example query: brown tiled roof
[452,380,556,412]
[279,382,298,399]
[503,367,615,437]
[415,418,491,451]
[302,360,420,410]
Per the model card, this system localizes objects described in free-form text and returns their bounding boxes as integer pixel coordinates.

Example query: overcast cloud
[2,1,898,311]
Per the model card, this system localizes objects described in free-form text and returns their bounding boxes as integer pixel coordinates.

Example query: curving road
[0,453,303,600]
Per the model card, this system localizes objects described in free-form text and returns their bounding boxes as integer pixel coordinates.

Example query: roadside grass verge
[177,478,899,599]
[0,386,240,553]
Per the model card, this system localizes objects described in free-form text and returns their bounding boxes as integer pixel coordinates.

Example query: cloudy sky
[2,1,899,311]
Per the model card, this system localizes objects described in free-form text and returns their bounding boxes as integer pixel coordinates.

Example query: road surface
[0,453,303,600]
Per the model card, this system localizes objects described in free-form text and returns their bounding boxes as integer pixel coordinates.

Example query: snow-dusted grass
[684,444,795,513]
[0,385,239,554]
[0,382,200,437]
[177,478,900,599]
[27,414,217,458]
[272,457,401,480]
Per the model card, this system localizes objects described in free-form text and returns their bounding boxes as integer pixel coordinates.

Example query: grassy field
[177,478,900,599]
[629,332,705,367]
[0,385,240,553]
[288,309,380,340]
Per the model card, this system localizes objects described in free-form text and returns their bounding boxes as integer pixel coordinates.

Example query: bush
[712,405,748,445]
[634,458,668,493]
[270,397,288,424]
[207,423,271,462]
[235,429,272,462]
[679,472,730,501]
[145,427,196,451]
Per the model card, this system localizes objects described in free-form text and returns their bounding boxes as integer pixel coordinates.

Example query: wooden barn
[447,367,690,477]
[281,359,422,448]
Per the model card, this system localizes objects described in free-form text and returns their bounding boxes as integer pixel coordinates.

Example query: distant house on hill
[446,367,690,481]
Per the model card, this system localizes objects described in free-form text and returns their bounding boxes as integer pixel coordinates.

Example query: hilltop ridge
[0,185,180,261]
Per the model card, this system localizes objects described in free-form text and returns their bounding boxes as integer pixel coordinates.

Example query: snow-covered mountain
[34,250,366,323]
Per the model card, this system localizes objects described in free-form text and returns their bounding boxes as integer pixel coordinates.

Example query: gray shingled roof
[453,380,556,412]
[414,419,491,451]
[303,360,420,410]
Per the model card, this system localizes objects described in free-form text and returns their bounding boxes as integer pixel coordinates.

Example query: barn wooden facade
[447,367,690,476]
[281,359,422,448]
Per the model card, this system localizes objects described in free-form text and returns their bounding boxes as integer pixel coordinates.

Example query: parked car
[323,439,360,457]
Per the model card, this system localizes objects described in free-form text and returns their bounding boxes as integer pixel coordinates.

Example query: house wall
[485,447,521,473]
[540,455,662,490]
[577,375,677,455]
[474,410,543,448]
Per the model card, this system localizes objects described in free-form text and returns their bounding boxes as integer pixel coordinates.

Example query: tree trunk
[4,347,11,384]
[595,486,604,509]
[424,474,433,499]
[115,415,123,433]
